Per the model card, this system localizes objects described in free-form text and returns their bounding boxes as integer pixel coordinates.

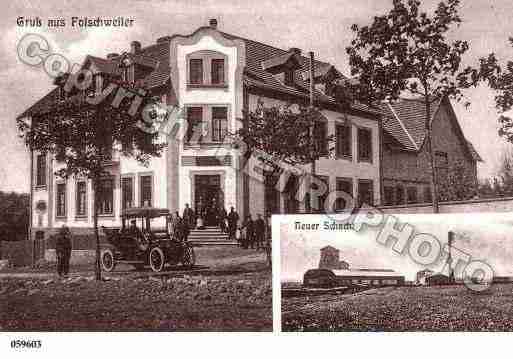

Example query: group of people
[178,203,270,250]
[167,211,192,242]
[237,213,268,250]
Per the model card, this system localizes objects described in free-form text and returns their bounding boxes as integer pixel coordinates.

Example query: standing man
[218,206,228,234]
[183,203,195,230]
[227,206,239,241]
[254,214,266,250]
[56,224,72,277]
[242,214,255,249]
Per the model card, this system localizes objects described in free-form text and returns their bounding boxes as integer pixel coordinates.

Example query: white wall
[174,33,242,213]
[247,94,381,207]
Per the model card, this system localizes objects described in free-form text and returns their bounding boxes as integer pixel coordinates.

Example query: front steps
[187,226,239,246]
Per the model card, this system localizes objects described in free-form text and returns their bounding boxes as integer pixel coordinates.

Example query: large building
[17,20,480,241]
[18,19,384,239]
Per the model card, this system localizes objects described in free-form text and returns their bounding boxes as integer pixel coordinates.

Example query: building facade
[380,97,482,206]
[19,20,384,239]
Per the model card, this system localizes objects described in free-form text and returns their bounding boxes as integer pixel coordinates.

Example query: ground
[282,284,513,331]
[0,247,272,331]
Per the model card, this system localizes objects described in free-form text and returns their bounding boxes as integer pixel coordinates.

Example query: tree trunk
[93,177,102,281]
[425,96,440,213]
[309,51,316,214]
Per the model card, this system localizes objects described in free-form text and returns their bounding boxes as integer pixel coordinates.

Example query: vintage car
[100,207,195,272]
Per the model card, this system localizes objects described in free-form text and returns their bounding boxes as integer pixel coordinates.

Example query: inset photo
[280,213,513,332]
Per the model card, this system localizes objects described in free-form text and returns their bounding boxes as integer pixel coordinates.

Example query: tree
[347,0,472,212]
[236,101,334,213]
[17,74,165,280]
[0,191,29,242]
[438,160,477,201]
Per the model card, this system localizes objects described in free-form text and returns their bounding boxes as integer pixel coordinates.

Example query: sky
[280,212,513,282]
[1,0,513,193]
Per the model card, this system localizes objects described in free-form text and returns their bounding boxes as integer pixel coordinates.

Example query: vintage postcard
[280,212,513,331]
[0,0,513,351]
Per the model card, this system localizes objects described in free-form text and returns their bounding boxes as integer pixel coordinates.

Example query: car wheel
[101,249,116,272]
[149,247,165,272]
[182,245,196,268]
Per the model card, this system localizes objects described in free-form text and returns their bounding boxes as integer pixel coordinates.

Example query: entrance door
[194,175,224,226]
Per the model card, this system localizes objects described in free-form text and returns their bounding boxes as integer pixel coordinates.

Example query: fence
[0,239,45,267]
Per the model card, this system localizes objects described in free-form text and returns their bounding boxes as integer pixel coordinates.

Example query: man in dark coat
[56,225,72,277]
[183,203,195,230]
[218,206,228,233]
[242,214,255,249]
[227,206,239,241]
[254,213,266,250]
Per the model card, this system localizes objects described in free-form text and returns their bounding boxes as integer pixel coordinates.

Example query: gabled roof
[261,51,301,73]
[17,41,171,119]
[85,55,122,75]
[19,26,380,120]
[220,31,381,117]
[466,140,483,162]
[379,97,482,162]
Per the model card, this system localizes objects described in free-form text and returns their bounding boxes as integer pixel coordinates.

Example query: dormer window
[262,49,302,87]
[284,70,294,87]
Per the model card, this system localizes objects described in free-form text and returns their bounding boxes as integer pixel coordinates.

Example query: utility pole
[448,231,455,283]
[308,51,316,213]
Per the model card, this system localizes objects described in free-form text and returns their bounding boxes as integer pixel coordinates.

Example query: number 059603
[10,339,42,349]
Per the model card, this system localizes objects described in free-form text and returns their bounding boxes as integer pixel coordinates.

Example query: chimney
[209,18,218,29]
[130,40,141,54]
[289,47,302,55]
[106,53,119,60]
[156,35,172,44]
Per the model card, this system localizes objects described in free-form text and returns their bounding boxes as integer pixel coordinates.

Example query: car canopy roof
[122,207,170,219]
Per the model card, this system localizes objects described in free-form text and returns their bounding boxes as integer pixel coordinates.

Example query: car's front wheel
[101,249,116,272]
[149,247,165,272]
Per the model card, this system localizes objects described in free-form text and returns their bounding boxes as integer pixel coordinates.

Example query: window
[284,70,294,86]
[121,177,134,210]
[212,107,228,142]
[97,177,114,215]
[435,151,448,168]
[358,179,374,206]
[336,124,351,158]
[435,151,449,179]
[357,127,372,162]
[211,59,225,85]
[335,178,353,211]
[424,186,432,203]
[56,183,66,218]
[396,185,404,205]
[36,154,46,187]
[76,181,87,217]
[384,186,394,206]
[186,107,203,142]
[314,122,328,155]
[140,175,153,207]
[407,187,418,204]
[189,59,203,84]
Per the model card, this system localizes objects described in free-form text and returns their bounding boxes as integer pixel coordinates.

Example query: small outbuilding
[426,273,452,286]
